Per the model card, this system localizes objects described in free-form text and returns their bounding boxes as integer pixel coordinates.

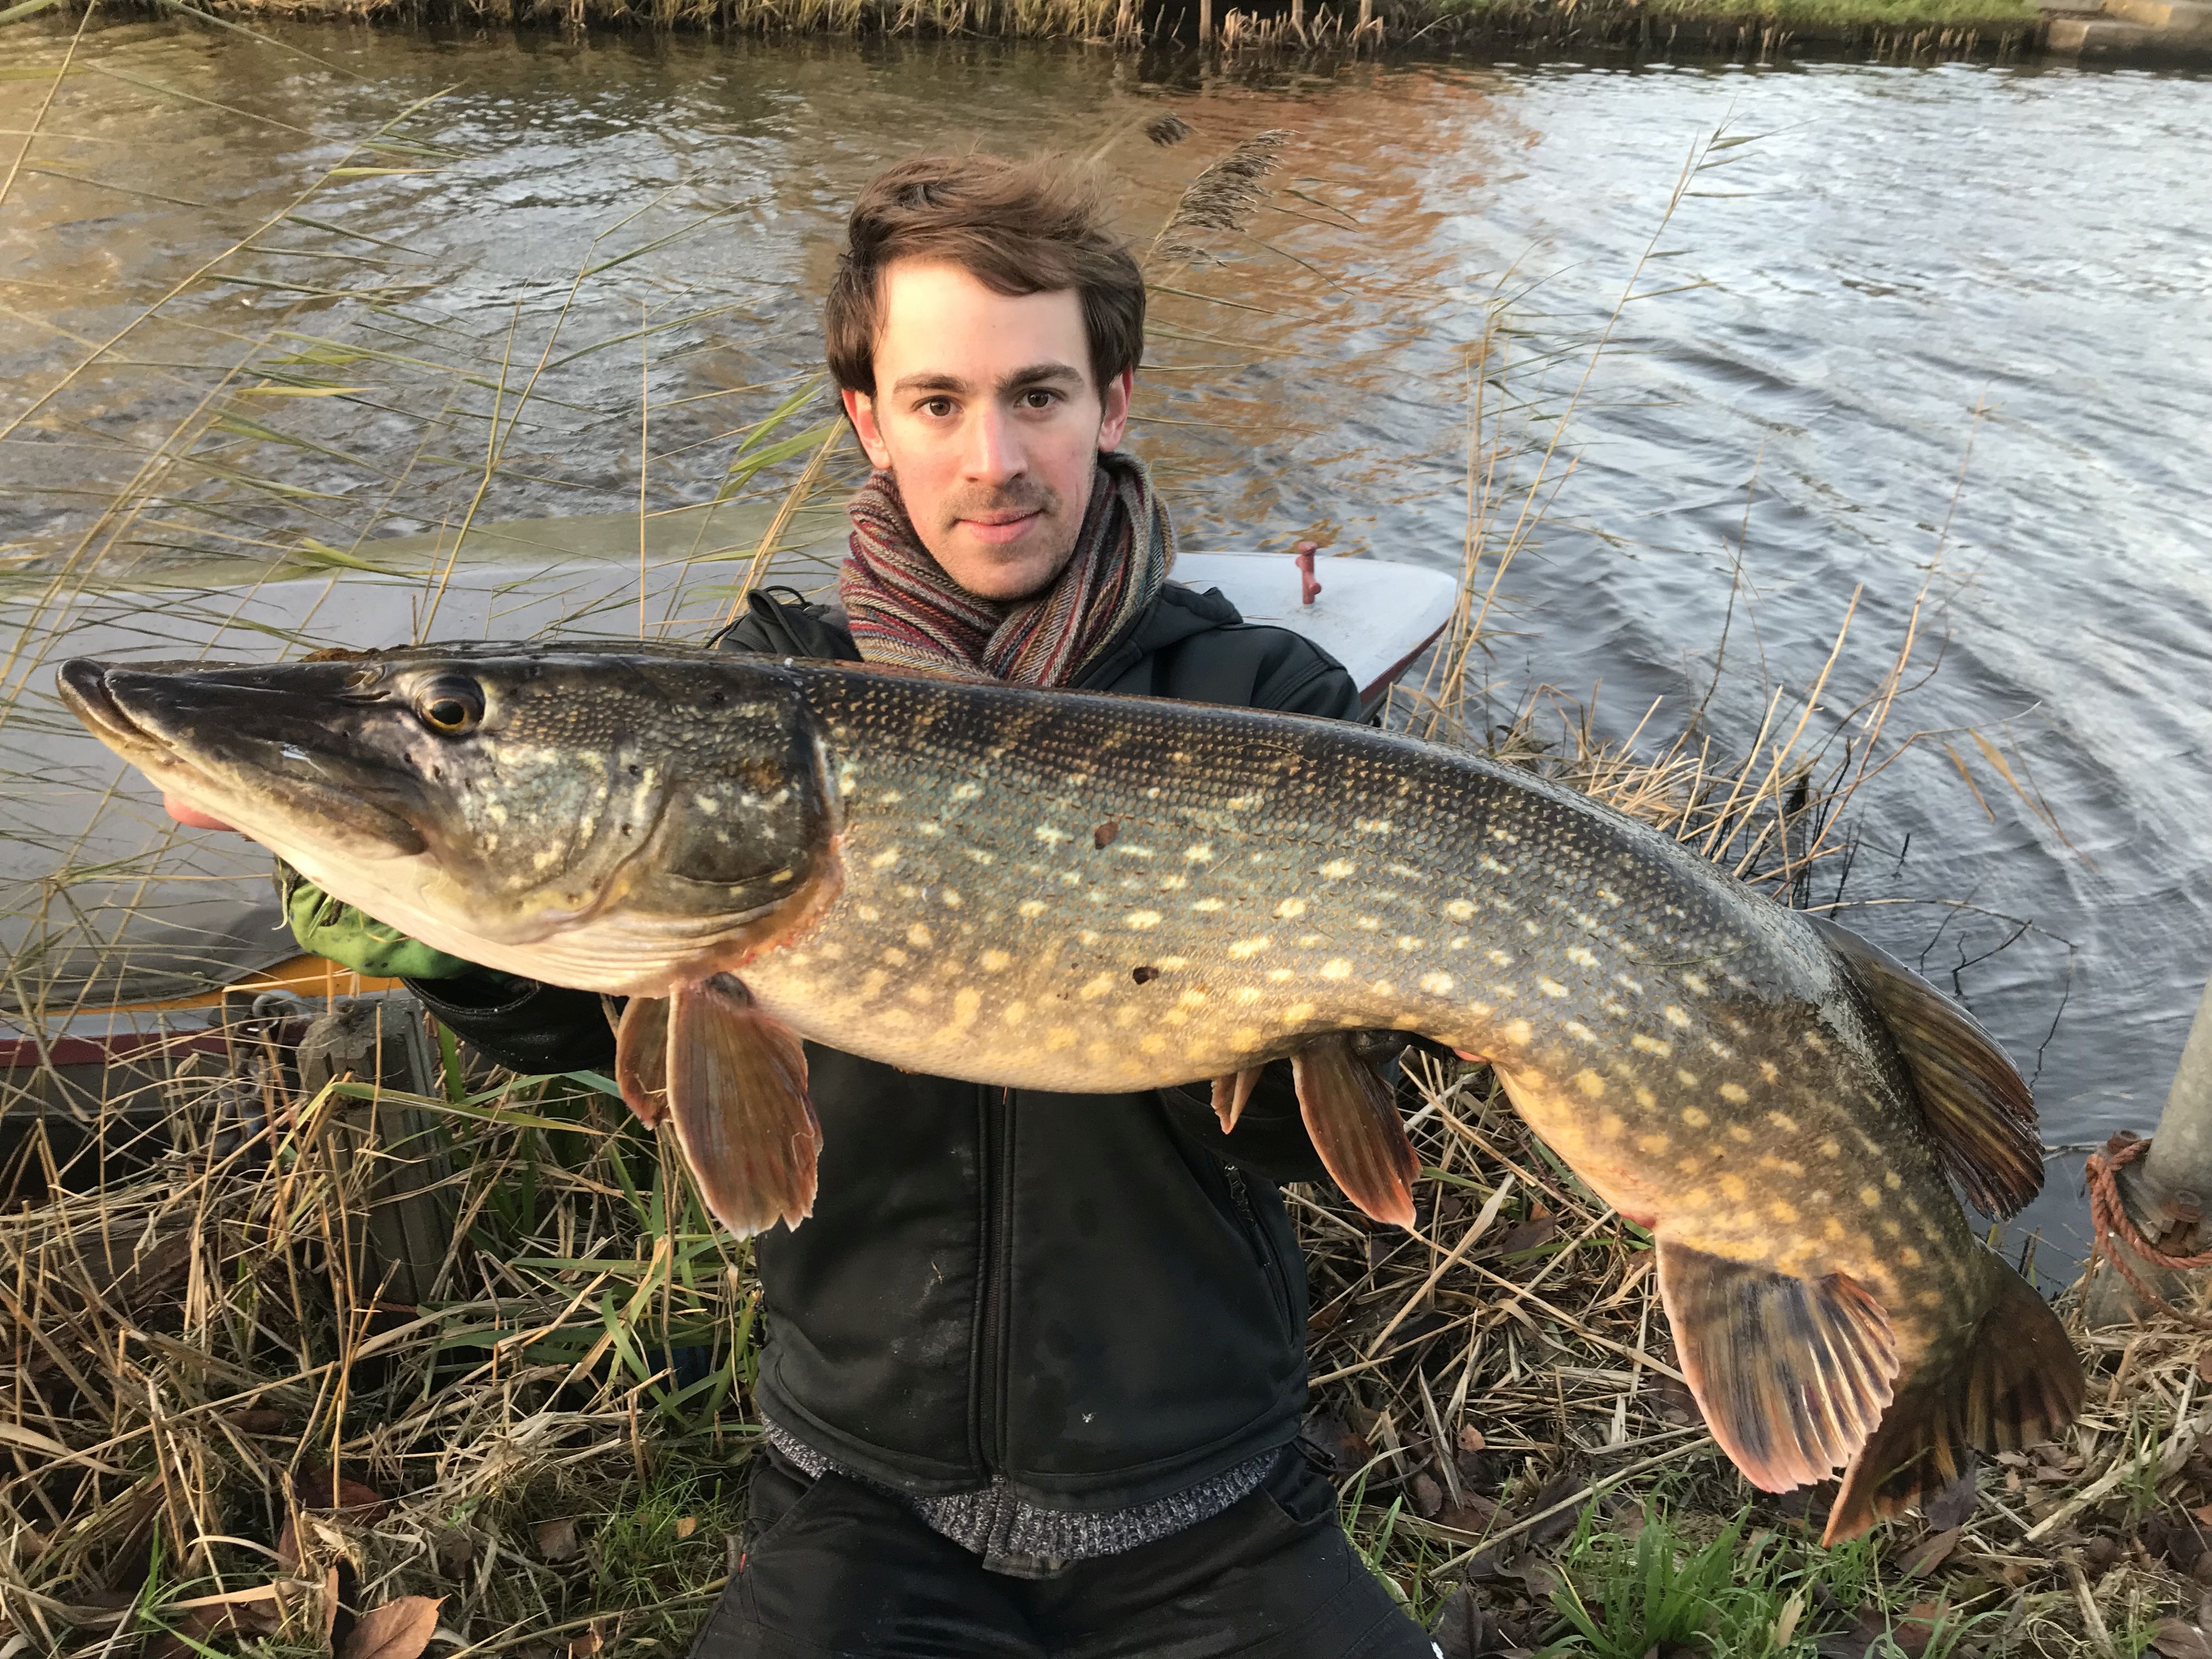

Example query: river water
[3,19,2208,1263]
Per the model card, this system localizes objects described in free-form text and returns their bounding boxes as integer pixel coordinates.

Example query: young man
[228,155,1437,1658]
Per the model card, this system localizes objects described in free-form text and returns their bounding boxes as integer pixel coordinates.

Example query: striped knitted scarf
[839,450,1173,689]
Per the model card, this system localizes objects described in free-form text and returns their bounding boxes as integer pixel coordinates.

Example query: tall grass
[0,36,2201,1659]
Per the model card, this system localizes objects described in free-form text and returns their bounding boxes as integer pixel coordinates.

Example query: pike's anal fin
[1212,1066,1263,1132]
[1292,1036,1419,1230]
[1809,913,2043,1218]
[1656,1237,1900,1499]
[1824,1258,2085,1545]
[614,995,672,1127]
[665,974,821,1239]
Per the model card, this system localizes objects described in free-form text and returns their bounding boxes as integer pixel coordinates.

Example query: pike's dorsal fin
[1656,1237,1900,1495]
[1809,914,2043,1219]
[1291,1036,1419,1230]
[665,974,821,1239]
[1824,1256,2084,1544]
[614,996,672,1127]
[1212,1066,1264,1132]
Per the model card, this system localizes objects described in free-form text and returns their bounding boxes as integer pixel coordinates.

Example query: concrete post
[1198,0,1212,40]
[2085,974,2212,1324]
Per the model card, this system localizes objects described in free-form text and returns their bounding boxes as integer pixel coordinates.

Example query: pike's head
[58,645,840,996]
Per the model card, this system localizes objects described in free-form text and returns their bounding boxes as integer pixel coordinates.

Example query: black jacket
[413,582,1362,1511]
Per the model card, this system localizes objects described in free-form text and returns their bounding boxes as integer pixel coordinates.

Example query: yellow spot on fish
[1179,990,1207,1007]
[870,847,901,870]
[1718,1082,1749,1104]
[1229,936,1271,958]
[1819,1137,1842,1158]
[979,949,1011,972]
[1126,910,1162,929]
[1565,1021,1596,1042]
[1664,1006,1691,1028]
[1266,968,1295,983]
[1018,900,1047,919]
[1637,1133,1671,1154]
[1675,1069,1700,1087]
[942,890,963,908]
[1567,946,1599,969]
[1769,1201,1799,1223]
[1538,978,1569,998]
[1282,1001,1315,1024]
[1758,1156,1804,1177]
[1727,1124,1754,1144]
[1599,1111,1624,1137]
[1881,1220,1903,1238]
[1035,825,1071,845]
[1682,973,1710,995]
[907,924,934,948]
[1631,1035,1672,1057]
[950,781,983,802]
[950,988,981,1024]
[1575,1070,1606,1099]
[1419,972,1455,995]
[1804,1031,1829,1054]
[1759,1062,1781,1085]
[1719,1174,1748,1201]
[1275,898,1307,920]
[1677,1154,1702,1173]
[1079,973,1117,1000]
[1859,1186,1882,1207]
[882,947,909,967]
[1684,1187,1711,1206]
[1356,817,1392,833]
[1140,1035,1167,1056]
[1884,1170,1903,1189]
[1899,1247,1922,1267]
[1319,959,1352,980]
[1184,843,1213,862]
[1193,898,1226,913]
[1681,1108,1709,1127]
[1319,859,1356,879]
[1444,899,1476,920]
[1502,1019,1533,1046]
[1479,855,1511,876]
[1160,873,1188,891]
[1487,950,1514,968]
[1635,1087,1657,1109]
[1045,1026,1077,1050]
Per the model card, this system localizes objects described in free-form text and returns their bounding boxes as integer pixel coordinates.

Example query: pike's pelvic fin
[1657,1237,1900,1497]
[1823,1257,2085,1545]
[665,974,821,1238]
[1291,1036,1419,1230]
[1810,914,2043,1218]
[613,995,672,1127]
[1211,1066,1264,1132]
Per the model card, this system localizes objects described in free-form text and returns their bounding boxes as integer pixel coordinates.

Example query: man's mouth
[958,511,1042,546]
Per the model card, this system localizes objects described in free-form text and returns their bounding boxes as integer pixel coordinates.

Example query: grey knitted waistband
[762,1417,1277,1579]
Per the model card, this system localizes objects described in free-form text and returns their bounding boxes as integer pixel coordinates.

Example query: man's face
[843,259,1132,603]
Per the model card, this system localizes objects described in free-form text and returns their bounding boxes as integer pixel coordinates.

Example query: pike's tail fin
[1824,1256,2084,1544]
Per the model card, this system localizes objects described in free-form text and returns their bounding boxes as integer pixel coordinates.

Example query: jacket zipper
[974,1085,1017,1474]
[1223,1163,1295,1335]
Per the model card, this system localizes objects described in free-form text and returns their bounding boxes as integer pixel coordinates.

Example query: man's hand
[165,791,233,831]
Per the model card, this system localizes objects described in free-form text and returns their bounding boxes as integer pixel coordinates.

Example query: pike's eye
[415,675,484,736]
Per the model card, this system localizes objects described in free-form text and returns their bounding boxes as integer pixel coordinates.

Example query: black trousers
[686,1447,1438,1659]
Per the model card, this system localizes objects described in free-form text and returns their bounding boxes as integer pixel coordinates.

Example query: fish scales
[55,644,2084,1542]
[749,667,1977,1347]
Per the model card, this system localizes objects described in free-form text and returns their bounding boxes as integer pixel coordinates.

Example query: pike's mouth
[58,657,427,859]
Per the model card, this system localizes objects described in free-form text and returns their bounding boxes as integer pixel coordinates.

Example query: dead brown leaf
[340,1595,443,1659]
[1901,1528,1961,1578]
[535,1516,582,1563]
[1413,1474,1444,1519]
[1457,1425,1487,1453]
[2151,1620,2212,1659]
[673,1515,697,1541]
[297,1470,388,1519]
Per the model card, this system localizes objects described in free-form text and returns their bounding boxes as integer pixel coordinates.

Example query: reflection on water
[4,19,2209,1261]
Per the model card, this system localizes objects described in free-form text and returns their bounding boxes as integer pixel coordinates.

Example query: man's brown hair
[824,154,1146,398]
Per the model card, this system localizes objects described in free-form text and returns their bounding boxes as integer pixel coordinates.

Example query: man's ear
[1096,369,1134,452]
[843,387,893,471]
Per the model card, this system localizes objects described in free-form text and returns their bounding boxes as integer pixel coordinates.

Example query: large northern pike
[59,642,2081,1541]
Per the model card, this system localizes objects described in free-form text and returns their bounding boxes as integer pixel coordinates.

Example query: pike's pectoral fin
[1809,913,2042,1218]
[1292,1036,1419,1231]
[1656,1237,1900,1498]
[664,974,821,1239]
[1823,1259,2084,1545]
[614,995,672,1127]
[1211,1067,1264,1133]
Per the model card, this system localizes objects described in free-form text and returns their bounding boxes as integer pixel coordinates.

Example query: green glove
[278,862,478,981]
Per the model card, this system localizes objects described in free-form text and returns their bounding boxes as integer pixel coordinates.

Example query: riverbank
[0,0,2093,62]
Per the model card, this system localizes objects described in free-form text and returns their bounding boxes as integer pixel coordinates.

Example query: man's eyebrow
[889,371,973,396]
[1000,362,1085,391]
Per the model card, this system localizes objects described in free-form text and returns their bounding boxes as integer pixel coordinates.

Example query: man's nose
[961,404,1024,483]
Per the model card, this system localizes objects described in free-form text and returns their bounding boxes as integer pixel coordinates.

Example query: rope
[2084,1132,2212,1329]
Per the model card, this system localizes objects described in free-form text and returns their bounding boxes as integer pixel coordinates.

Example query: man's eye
[919,397,955,419]
[1020,389,1058,409]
